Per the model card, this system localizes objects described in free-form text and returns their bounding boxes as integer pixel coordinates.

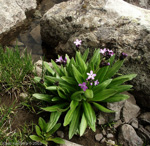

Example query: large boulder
[40,0,150,109]
[0,0,37,45]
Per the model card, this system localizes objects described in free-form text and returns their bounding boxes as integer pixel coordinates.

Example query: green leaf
[51,97,61,101]
[71,91,84,100]
[29,135,42,142]
[82,48,89,62]
[46,86,57,91]
[69,105,81,139]
[42,103,69,112]
[33,94,52,102]
[61,76,77,85]
[89,49,100,66]
[64,100,79,126]
[84,89,93,99]
[108,74,137,88]
[93,102,115,113]
[111,85,133,93]
[72,64,83,83]
[65,54,70,66]
[48,123,61,135]
[83,101,96,132]
[57,89,67,99]
[38,117,47,132]
[35,125,42,137]
[51,59,63,76]
[50,137,65,144]
[79,113,87,136]
[96,66,109,83]
[44,61,55,75]
[104,59,124,80]
[102,93,129,102]
[34,76,41,83]
[93,79,112,94]
[46,112,61,132]
[76,51,87,73]
[109,55,115,66]
[91,89,117,101]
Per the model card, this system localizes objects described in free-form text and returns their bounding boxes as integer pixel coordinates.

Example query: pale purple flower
[94,80,99,86]
[107,49,114,56]
[120,52,128,60]
[100,48,107,55]
[63,57,67,64]
[79,82,88,91]
[56,56,63,63]
[87,70,96,80]
[74,39,82,47]
[90,82,93,86]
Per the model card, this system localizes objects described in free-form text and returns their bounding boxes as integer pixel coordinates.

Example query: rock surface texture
[41,0,150,109]
[0,0,37,44]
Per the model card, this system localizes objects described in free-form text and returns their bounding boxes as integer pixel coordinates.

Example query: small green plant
[30,116,64,146]
[0,45,33,92]
[33,40,136,139]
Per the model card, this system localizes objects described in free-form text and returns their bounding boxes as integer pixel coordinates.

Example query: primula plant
[33,41,136,139]
[30,116,64,146]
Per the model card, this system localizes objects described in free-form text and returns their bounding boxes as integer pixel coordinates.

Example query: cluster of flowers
[55,56,67,65]
[55,39,128,92]
[79,70,99,91]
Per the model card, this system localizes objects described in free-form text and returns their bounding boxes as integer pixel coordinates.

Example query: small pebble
[56,131,64,138]
[95,133,103,141]
[107,133,114,139]
[101,138,106,143]
[107,139,115,146]
[102,129,106,135]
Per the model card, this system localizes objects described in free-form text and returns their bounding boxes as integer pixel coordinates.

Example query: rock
[139,112,150,124]
[137,125,150,140]
[40,0,150,109]
[60,140,83,146]
[0,0,37,44]
[95,133,103,141]
[118,124,143,146]
[101,138,106,143]
[130,118,139,129]
[30,25,41,44]
[114,120,123,129]
[122,101,140,123]
[145,125,150,132]
[19,92,28,100]
[34,10,42,18]
[107,100,125,121]
[97,112,115,125]
[107,133,114,139]
[107,140,115,146]
[102,129,107,136]
[124,0,150,9]
[56,131,64,138]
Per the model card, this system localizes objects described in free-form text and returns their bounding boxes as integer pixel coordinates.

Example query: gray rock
[102,129,107,136]
[139,112,150,124]
[137,125,150,140]
[19,92,28,100]
[60,140,83,146]
[40,0,150,109]
[107,100,125,121]
[145,125,150,132]
[0,0,37,44]
[95,133,103,141]
[30,25,41,44]
[107,140,115,146]
[118,124,143,146]
[56,131,64,138]
[114,120,123,129]
[130,118,139,129]
[107,133,114,139]
[122,101,140,123]
[97,112,115,125]
[101,138,106,143]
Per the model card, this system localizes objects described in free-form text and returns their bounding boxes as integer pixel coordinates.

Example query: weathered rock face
[118,124,143,146]
[40,0,150,109]
[0,0,37,44]
[124,0,150,9]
